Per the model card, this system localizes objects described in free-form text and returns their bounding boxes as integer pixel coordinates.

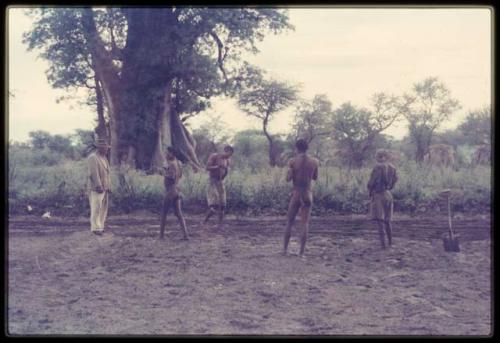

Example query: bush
[8,157,491,216]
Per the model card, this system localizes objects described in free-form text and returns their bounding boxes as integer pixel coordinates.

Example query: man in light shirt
[87,138,112,235]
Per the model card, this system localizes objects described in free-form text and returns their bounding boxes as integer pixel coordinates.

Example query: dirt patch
[7,214,491,335]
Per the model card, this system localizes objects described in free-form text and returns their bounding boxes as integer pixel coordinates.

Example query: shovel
[440,190,460,252]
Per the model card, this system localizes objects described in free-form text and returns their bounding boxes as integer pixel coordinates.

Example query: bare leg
[283,194,300,255]
[174,198,189,240]
[204,206,217,223]
[218,205,225,224]
[375,219,386,249]
[385,220,392,246]
[299,205,311,257]
[160,197,171,240]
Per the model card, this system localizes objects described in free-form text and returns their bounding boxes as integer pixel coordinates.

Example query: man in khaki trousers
[87,138,111,235]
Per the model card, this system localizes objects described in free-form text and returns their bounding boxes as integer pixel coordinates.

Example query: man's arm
[367,167,378,196]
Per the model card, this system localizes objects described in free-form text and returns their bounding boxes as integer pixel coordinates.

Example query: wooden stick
[35,255,41,270]
[447,195,454,239]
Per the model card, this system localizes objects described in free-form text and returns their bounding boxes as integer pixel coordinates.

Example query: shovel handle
[447,195,455,239]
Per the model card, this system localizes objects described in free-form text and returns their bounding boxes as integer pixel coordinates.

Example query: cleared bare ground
[7,213,491,336]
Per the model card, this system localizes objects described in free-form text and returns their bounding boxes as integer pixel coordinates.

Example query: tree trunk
[94,77,107,138]
[84,8,201,172]
[151,82,174,172]
[82,8,123,166]
[262,118,277,167]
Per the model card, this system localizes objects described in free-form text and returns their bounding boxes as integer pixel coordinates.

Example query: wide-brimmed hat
[94,138,111,148]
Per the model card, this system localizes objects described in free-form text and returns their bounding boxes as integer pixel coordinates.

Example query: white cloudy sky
[7,7,492,142]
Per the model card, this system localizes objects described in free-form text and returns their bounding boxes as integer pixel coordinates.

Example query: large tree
[23,7,292,171]
[398,77,461,162]
[237,67,299,167]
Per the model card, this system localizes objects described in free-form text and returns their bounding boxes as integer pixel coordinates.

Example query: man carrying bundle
[367,149,398,249]
[282,139,319,258]
[203,145,234,226]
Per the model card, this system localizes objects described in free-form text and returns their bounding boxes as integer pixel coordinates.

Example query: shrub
[8,158,491,216]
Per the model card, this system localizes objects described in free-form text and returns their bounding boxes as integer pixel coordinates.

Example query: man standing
[160,147,189,241]
[203,145,234,226]
[367,149,398,249]
[283,139,319,258]
[87,138,111,235]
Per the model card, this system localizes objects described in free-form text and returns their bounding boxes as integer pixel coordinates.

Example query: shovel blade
[443,236,460,252]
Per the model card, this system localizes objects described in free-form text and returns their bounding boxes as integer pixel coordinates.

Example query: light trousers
[89,191,109,232]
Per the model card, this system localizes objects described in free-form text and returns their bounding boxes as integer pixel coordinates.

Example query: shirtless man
[203,145,234,226]
[283,139,319,257]
[159,147,189,240]
[367,149,398,249]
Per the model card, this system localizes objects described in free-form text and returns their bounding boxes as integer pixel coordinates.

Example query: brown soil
[7,213,491,336]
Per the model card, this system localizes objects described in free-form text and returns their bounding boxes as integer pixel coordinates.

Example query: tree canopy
[23,7,293,170]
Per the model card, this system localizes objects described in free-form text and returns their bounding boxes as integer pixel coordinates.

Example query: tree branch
[209,31,229,89]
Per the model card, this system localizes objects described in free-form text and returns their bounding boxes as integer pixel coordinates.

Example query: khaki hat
[375,149,389,162]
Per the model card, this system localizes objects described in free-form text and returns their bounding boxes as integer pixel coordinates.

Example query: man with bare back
[283,139,319,257]
[203,145,234,226]
[159,146,189,241]
[367,149,398,249]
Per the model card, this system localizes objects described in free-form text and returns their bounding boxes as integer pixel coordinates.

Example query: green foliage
[8,155,490,216]
[292,94,332,142]
[23,7,294,170]
[458,106,491,145]
[231,130,270,171]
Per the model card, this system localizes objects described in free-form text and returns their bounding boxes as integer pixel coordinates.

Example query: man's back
[368,162,397,194]
[288,153,319,189]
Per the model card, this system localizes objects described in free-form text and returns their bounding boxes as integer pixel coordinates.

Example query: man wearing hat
[87,138,112,235]
[203,145,234,226]
[367,149,398,249]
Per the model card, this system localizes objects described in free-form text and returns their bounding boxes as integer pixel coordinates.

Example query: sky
[7,7,492,143]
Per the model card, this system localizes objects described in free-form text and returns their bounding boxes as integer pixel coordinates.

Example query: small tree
[398,77,461,162]
[28,130,53,149]
[292,94,333,143]
[331,93,400,168]
[191,114,232,165]
[458,106,491,146]
[237,68,299,167]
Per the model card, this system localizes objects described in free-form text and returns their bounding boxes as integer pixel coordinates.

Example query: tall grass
[8,158,491,216]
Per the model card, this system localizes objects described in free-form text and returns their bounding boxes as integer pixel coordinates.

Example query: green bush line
[8,159,491,217]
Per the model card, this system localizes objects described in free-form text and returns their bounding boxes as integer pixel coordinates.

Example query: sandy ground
[7,213,492,336]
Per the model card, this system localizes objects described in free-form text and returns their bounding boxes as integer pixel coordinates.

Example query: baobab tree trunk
[84,8,201,172]
[152,82,174,172]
